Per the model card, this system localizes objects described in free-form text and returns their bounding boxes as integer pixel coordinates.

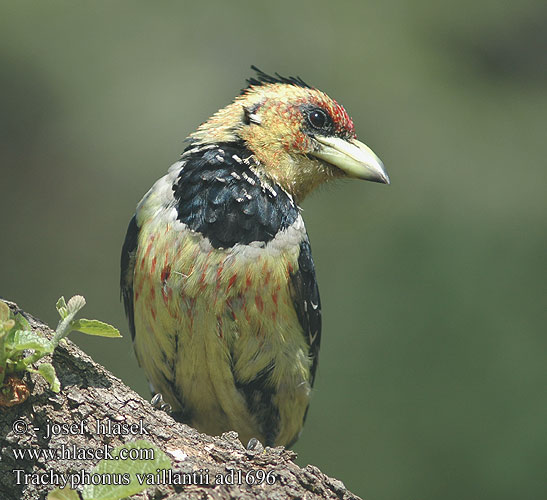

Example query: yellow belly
[132,217,312,446]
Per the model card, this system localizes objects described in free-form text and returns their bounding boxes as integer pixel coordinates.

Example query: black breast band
[172,142,299,249]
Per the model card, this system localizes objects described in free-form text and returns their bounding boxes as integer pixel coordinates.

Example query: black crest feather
[242,65,311,94]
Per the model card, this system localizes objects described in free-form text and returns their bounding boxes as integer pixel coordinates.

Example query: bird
[120,67,389,448]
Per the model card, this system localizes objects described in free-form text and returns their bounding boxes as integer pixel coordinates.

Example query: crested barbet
[121,67,389,447]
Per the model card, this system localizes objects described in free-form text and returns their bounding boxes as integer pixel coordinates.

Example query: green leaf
[56,297,68,320]
[72,319,122,338]
[0,319,15,334]
[66,295,86,315]
[38,363,60,393]
[12,311,30,332]
[53,295,87,345]
[5,330,52,354]
[82,440,171,500]
[47,488,80,500]
[0,301,9,322]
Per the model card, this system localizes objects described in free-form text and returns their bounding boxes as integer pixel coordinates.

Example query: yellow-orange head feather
[189,68,389,202]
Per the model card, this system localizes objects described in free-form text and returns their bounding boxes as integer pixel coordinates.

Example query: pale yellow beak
[311,136,390,184]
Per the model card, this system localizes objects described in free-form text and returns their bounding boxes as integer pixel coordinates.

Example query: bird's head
[189,67,389,202]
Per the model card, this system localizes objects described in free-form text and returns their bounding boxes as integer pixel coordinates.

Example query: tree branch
[0,300,361,500]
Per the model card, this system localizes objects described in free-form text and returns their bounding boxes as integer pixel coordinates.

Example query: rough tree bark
[0,300,361,500]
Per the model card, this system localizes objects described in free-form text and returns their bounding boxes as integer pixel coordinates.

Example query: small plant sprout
[0,296,121,406]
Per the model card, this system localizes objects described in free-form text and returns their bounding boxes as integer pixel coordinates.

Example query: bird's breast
[132,205,312,445]
[133,211,307,331]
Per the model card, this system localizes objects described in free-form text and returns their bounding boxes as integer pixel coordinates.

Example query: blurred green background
[2,1,546,499]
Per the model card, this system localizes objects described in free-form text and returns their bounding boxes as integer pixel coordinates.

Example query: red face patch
[309,93,355,138]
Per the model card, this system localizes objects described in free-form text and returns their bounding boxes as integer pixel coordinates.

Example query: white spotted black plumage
[289,239,322,387]
[172,141,299,249]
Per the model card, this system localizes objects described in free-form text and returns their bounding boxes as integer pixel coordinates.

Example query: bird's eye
[307,109,329,129]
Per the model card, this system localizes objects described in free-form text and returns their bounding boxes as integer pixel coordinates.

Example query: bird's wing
[289,239,322,386]
[120,214,140,340]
